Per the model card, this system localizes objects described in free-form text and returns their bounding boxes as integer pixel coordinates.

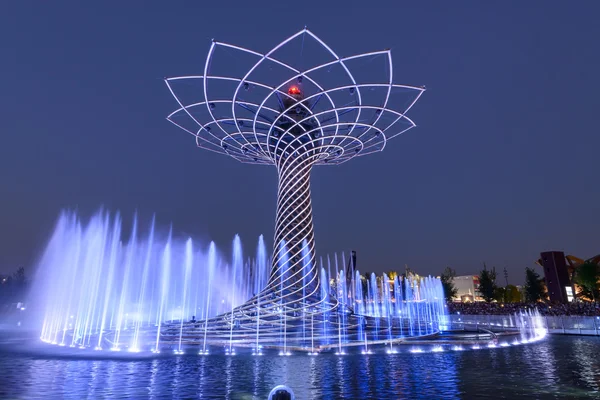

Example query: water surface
[0,335,598,399]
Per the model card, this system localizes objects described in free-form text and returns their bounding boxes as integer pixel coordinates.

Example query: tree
[573,262,600,302]
[493,286,506,302]
[493,284,520,303]
[440,267,458,301]
[524,267,546,302]
[518,286,527,302]
[478,264,497,303]
[505,284,521,303]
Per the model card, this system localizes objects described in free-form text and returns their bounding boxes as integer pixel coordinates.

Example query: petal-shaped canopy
[166,28,424,166]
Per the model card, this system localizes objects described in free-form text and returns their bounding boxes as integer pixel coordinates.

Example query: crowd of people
[447,301,600,316]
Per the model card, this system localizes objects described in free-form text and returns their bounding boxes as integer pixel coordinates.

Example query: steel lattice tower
[165,28,424,329]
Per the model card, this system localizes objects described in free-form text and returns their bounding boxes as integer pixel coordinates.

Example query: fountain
[34,210,546,355]
[35,211,268,352]
[34,209,451,353]
[33,29,547,356]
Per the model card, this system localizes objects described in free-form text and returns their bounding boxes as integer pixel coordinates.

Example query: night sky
[2,1,599,283]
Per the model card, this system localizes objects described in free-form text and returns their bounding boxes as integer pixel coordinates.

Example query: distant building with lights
[452,275,482,302]
[538,251,573,303]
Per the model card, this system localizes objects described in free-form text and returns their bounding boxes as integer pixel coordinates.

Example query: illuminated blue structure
[36,30,547,355]
[163,28,432,352]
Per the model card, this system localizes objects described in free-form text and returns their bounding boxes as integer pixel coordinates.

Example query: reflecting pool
[1,334,598,399]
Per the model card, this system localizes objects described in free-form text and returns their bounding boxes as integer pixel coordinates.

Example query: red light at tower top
[288,86,302,95]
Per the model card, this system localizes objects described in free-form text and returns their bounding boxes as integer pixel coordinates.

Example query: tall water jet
[228,235,243,354]
[394,276,403,338]
[254,236,266,355]
[154,234,171,353]
[370,273,380,340]
[132,217,155,351]
[277,240,290,355]
[113,217,137,349]
[80,215,107,347]
[177,239,193,354]
[202,242,216,355]
[319,263,329,346]
[404,278,414,336]
[301,239,311,348]
[334,254,342,354]
[97,215,121,350]
[381,273,394,353]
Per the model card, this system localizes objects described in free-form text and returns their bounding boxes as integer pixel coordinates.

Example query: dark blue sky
[1,1,599,283]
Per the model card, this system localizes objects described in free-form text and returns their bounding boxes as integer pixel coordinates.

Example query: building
[452,275,482,302]
[539,251,572,303]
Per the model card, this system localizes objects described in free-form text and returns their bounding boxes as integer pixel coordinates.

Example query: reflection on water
[0,336,599,399]
[571,337,600,392]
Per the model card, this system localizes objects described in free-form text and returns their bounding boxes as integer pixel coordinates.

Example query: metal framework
[164,29,425,350]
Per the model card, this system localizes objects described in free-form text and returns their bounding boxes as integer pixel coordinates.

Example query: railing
[446,314,600,336]
[543,315,600,335]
